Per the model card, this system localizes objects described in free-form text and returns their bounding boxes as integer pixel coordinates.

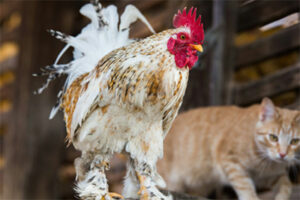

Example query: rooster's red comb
[173,7,204,44]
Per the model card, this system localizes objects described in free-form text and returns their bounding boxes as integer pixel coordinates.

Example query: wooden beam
[233,63,300,105]
[209,0,237,105]
[236,23,300,68]
[238,0,300,32]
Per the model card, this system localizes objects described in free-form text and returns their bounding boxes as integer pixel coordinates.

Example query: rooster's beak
[190,44,203,52]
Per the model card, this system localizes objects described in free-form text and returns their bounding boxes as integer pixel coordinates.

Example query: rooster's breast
[63,29,190,152]
[72,103,164,153]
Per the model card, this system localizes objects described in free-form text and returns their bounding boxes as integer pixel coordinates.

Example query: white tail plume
[34,2,155,119]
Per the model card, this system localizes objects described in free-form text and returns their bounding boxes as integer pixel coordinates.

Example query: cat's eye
[290,138,300,145]
[269,134,278,142]
[180,35,186,40]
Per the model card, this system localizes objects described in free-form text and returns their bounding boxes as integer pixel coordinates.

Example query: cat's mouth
[266,151,290,163]
[272,154,296,164]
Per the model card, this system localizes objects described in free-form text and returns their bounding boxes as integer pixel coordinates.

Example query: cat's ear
[259,97,277,122]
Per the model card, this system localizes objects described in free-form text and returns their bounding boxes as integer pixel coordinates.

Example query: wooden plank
[236,24,300,68]
[234,63,300,105]
[238,0,300,32]
[209,0,237,105]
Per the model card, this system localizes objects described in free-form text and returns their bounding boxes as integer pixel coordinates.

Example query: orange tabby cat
[158,98,300,200]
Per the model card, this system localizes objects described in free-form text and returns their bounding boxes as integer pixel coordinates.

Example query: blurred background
[0,0,299,199]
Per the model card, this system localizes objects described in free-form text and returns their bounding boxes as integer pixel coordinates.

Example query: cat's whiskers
[248,150,271,177]
[255,149,270,162]
[257,157,271,176]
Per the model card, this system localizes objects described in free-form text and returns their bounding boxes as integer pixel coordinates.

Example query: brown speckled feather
[62,29,189,142]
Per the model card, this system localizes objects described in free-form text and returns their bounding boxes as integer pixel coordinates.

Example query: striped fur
[158,98,300,200]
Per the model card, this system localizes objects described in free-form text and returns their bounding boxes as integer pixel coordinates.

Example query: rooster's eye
[180,35,186,40]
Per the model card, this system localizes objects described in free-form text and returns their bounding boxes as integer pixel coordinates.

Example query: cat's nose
[279,153,286,158]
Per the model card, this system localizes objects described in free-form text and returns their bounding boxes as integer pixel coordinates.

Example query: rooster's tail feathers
[120,5,155,34]
[34,1,155,119]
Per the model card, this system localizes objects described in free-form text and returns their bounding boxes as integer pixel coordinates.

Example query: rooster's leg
[132,160,171,200]
[123,132,172,200]
[136,172,149,200]
[75,153,124,200]
[123,158,153,200]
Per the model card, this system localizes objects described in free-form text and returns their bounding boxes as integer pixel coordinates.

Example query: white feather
[120,5,156,34]
[39,2,155,119]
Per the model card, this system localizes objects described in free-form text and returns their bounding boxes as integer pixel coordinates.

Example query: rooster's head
[167,7,204,69]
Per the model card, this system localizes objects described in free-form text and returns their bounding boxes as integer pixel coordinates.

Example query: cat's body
[158,98,300,200]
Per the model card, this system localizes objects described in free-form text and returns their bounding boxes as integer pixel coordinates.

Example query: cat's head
[255,97,300,164]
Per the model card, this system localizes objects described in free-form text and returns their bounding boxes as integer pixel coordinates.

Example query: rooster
[36,1,204,199]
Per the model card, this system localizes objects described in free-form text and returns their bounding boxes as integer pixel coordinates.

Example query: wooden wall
[232,1,300,108]
[1,1,82,199]
[0,0,299,199]
[182,0,300,110]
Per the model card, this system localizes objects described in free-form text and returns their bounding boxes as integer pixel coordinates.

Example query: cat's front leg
[221,161,260,200]
[274,174,292,200]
